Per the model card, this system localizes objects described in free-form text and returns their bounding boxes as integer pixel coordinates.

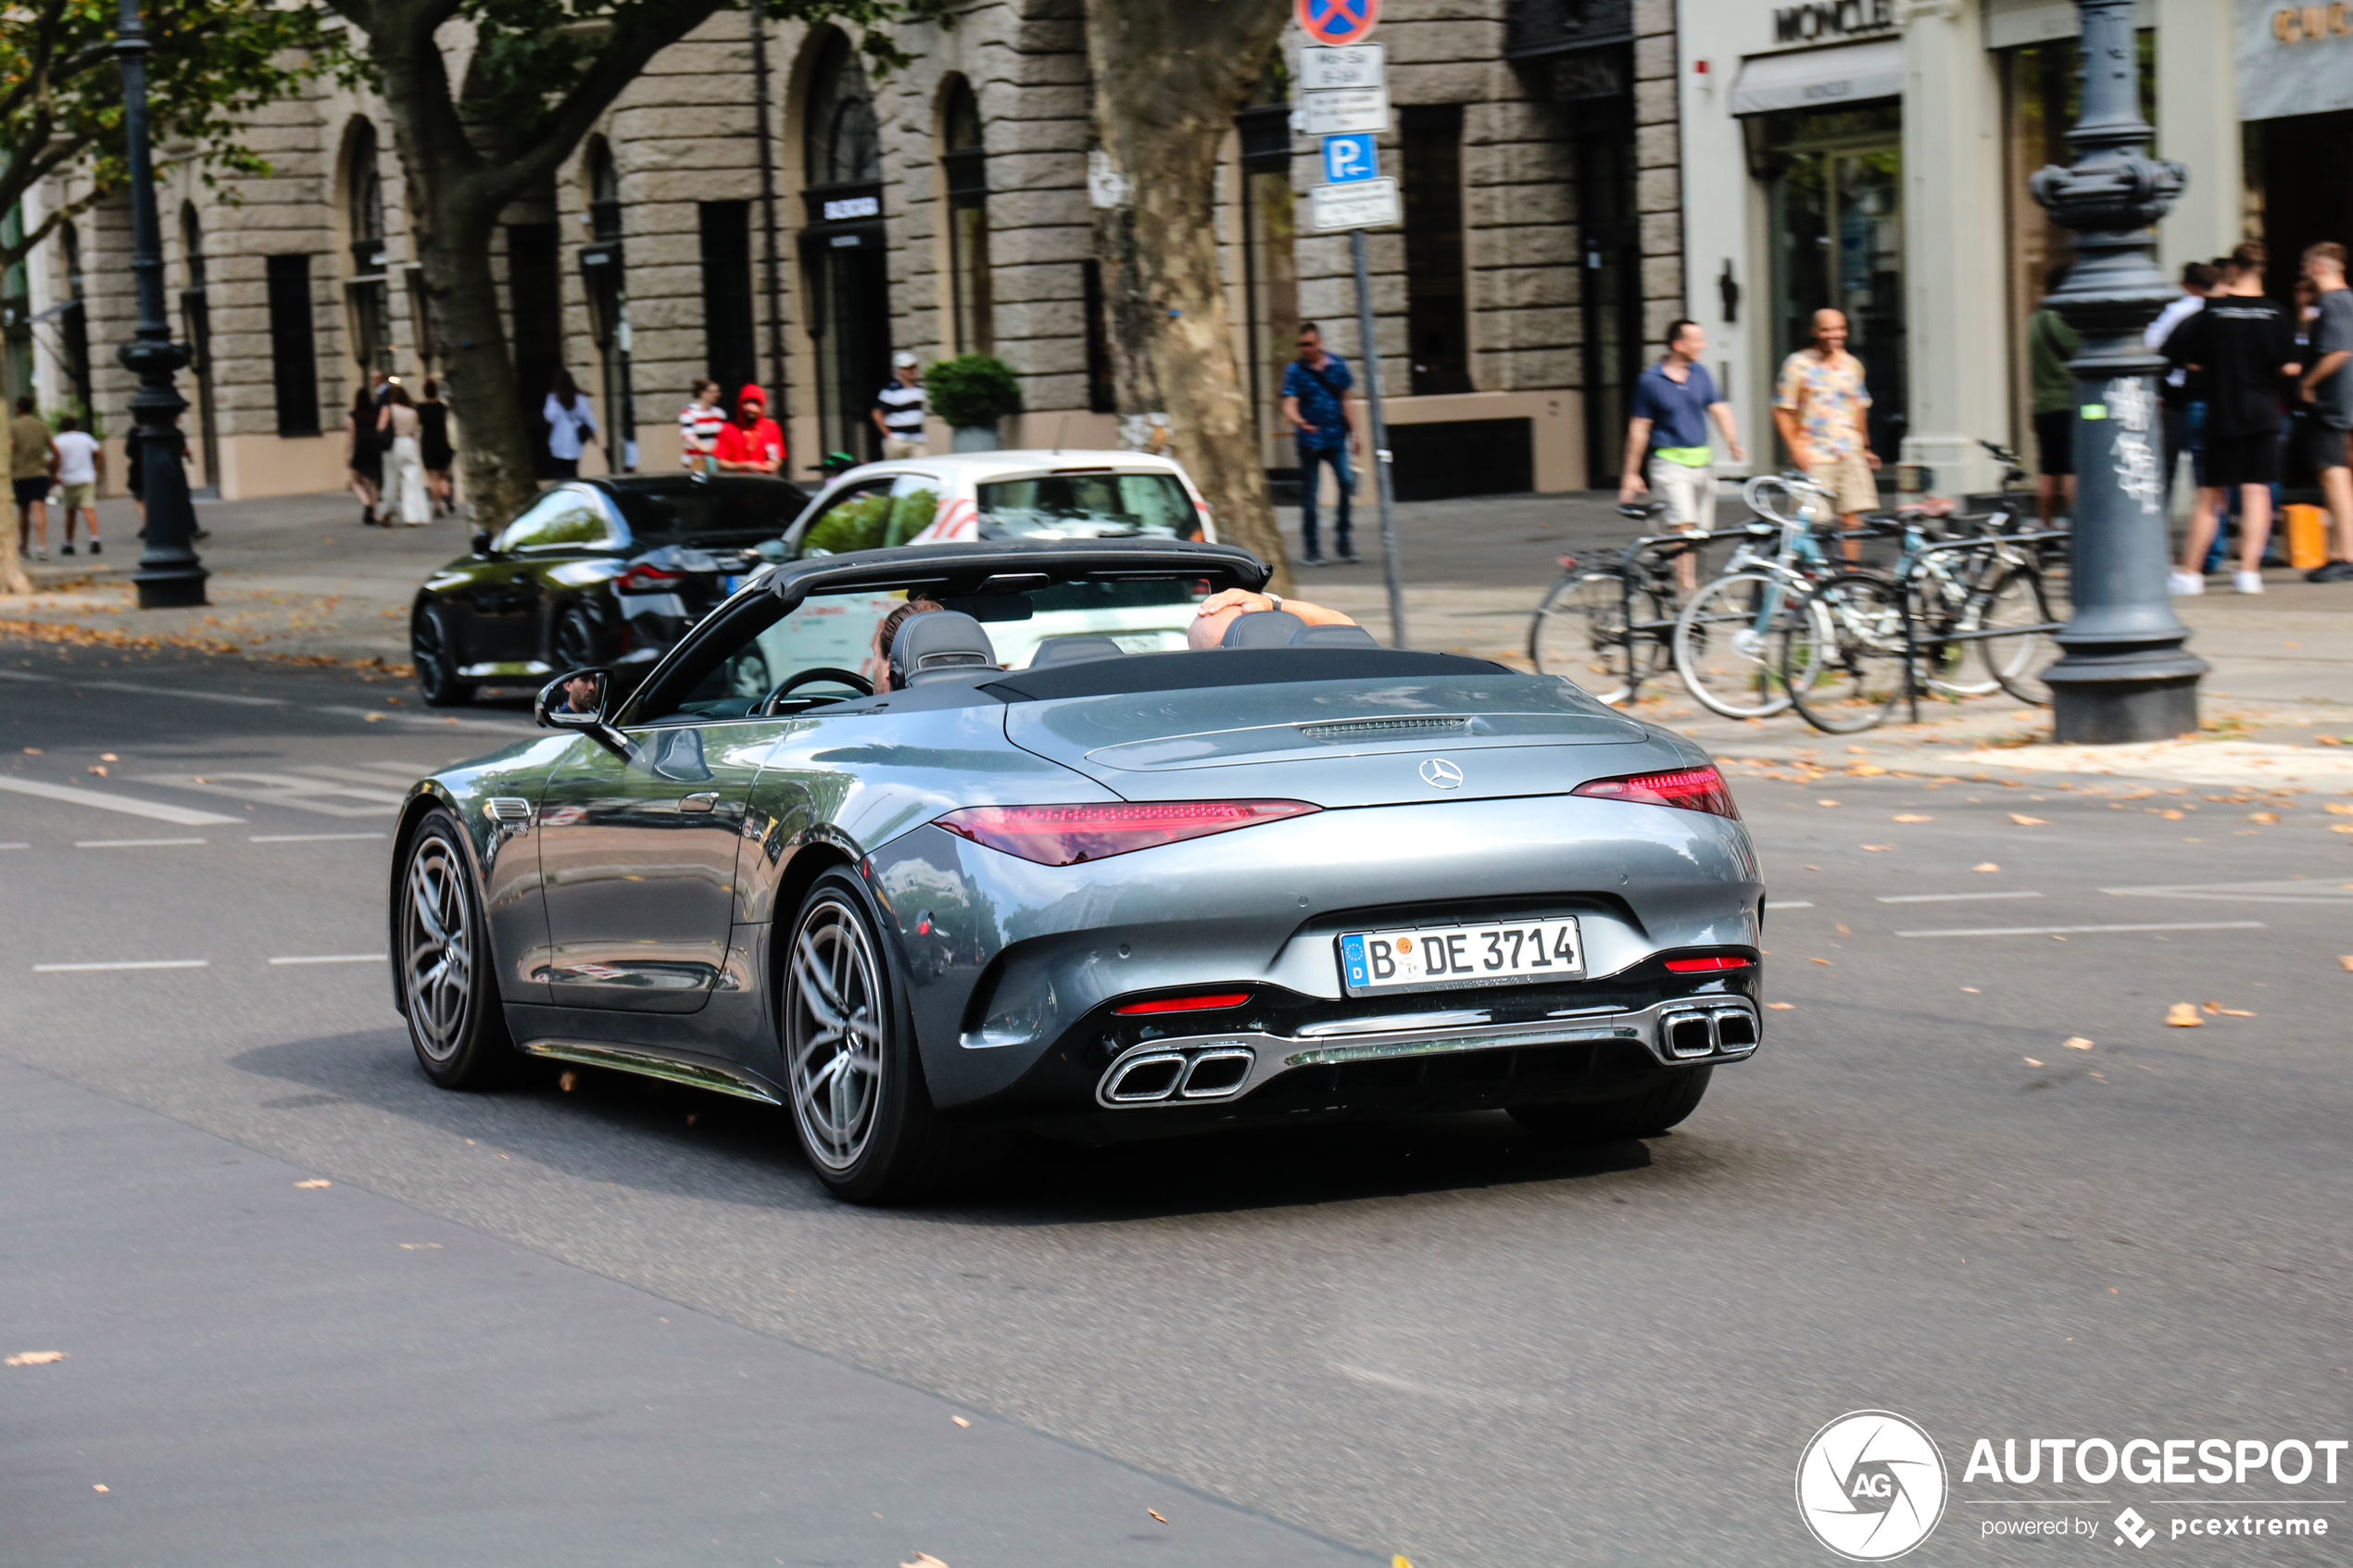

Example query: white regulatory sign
[1302,85,1390,136]
[1298,44,1385,93]
[1308,177,1401,232]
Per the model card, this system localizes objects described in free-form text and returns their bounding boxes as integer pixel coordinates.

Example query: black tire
[780,869,992,1204]
[396,809,525,1089]
[1529,569,1668,706]
[1508,1066,1712,1143]
[411,605,475,707]
[1974,565,2057,705]
[1783,571,1908,735]
[552,603,609,673]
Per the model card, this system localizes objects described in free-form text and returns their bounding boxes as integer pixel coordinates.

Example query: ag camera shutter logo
[1796,1411,1948,1561]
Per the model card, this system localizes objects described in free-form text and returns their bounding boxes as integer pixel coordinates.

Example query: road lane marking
[0,842,25,850]
[2103,880,2353,905]
[130,770,401,817]
[0,775,242,825]
[33,960,209,972]
[268,954,387,965]
[1895,922,2265,938]
[1766,900,1813,909]
[249,833,387,843]
[0,668,291,706]
[1877,891,2045,903]
[74,837,207,848]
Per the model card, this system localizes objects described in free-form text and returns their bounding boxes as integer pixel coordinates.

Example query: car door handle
[680,792,721,812]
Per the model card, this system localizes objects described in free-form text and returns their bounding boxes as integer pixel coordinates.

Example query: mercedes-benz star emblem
[1419,758,1464,790]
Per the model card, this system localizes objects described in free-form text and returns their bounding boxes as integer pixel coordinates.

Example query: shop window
[699,201,756,395]
[941,78,992,356]
[1402,105,1472,396]
[265,254,321,437]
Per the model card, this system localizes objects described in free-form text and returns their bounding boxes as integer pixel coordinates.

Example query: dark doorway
[505,222,563,477]
[1575,114,1645,488]
[802,31,891,467]
[1403,104,1471,395]
[2249,110,2353,303]
[698,202,757,397]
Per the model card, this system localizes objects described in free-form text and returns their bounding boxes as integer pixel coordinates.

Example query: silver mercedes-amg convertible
[389,538,1765,1202]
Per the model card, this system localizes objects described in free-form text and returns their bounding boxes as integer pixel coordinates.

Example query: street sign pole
[1349,226,1407,649]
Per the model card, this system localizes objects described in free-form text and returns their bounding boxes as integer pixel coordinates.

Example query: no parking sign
[1297,0,1378,48]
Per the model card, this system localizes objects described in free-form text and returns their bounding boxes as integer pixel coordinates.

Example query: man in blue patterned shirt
[1280,322,1362,566]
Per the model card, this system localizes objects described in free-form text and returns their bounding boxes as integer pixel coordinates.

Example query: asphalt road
[4,637,2350,1568]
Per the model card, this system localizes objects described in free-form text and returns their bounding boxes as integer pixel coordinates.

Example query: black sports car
[409,474,812,706]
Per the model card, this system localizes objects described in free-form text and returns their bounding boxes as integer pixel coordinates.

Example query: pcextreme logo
[1797,1411,1950,1561]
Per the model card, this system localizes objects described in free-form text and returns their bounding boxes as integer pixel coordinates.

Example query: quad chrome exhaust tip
[1658,1002,1758,1060]
[1100,1046,1258,1106]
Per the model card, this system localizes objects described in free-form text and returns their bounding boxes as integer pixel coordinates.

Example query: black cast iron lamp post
[2028,0,2197,743]
[115,0,208,608]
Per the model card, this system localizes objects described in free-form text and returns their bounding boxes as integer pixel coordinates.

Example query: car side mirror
[471,528,496,558]
[534,669,630,759]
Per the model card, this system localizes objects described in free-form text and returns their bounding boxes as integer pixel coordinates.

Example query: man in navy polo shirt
[1281,321,1363,566]
[1619,319,1745,586]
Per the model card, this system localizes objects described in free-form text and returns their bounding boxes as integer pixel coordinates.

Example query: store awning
[1730,40,1904,117]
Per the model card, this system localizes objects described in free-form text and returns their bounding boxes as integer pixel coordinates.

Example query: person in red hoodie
[712,383,786,476]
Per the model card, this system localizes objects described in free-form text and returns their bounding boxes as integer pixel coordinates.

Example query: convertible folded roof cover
[764,536,1269,609]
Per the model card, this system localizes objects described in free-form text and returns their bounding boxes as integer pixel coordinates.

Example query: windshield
[608,481,812,543]
[975,472,1201,540]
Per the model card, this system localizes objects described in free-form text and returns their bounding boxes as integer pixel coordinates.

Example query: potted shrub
[924,355,1022,452]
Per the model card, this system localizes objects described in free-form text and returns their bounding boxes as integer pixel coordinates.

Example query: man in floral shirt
[1772,307,1880,552]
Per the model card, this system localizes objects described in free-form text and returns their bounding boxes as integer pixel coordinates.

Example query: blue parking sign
[1321,133,1378,184]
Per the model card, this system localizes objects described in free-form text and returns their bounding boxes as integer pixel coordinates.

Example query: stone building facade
[8,0,1686,507]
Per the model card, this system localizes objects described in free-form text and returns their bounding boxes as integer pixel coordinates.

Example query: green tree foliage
[0,0,321,278]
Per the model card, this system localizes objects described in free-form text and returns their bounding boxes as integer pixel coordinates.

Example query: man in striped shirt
[678,380,723,472]
[874,352,926,458]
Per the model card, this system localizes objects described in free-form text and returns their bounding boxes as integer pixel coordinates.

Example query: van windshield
[975,472,1201,540]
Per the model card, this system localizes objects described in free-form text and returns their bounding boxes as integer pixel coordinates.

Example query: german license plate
[1338,917,1584,995]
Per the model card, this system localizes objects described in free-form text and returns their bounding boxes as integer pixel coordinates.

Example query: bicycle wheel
[1672,571,1810,719]
[1973,565,2057,705]
[1784,571,1909,734]
[1531,570,1667,705]
[1914,568,1999,698]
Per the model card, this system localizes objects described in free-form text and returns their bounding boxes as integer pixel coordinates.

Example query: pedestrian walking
[417,379,455,516]
[712,383,786,476]
[1618,319,1744,587]
[2027,266,2082,529]
[2298,242,2353,582]
[874,353,926,459]
[544,370,598,480]
[1772,307,1879,557]
[2170,243,2299,596]
[376,383,431,525]
[678,379,724,473]
[9,395,53,561]
[1280,322,1361,566]
[2148,260,2215,516]
[50,414,102,557]
[346,384,384,526]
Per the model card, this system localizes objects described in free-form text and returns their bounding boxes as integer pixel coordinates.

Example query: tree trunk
[416,197,538,525]
[1083,0,1292,593]
[0,507,30,597]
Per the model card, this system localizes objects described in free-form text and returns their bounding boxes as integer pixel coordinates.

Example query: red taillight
[1664,955,1752,972]
[616,563,685,594]
[934,800,1319,866]
[1572,766,1741,820]
[1112,991,1251,1015]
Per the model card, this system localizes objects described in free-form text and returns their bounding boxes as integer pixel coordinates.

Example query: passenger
[869,596,947,690]
[1187,587,1358,649]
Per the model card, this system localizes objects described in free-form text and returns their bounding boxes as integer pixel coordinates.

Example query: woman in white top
[375,383,432,525]
[544,370,599,479]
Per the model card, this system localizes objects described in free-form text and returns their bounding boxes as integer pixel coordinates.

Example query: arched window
[940,77,991,356]
[807,33,881,186]
[343,119,392,377]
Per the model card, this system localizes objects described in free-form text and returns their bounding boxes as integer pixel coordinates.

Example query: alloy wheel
[402,829,475,1062]
[785,897,887,1173]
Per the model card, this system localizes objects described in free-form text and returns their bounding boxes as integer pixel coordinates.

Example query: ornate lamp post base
[2047,660,2203,746]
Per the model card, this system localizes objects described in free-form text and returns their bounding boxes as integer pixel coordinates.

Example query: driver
[555,673,601,714]
[1187,588,1358,649]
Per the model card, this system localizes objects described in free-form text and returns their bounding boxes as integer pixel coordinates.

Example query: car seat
[889,610,1000,686]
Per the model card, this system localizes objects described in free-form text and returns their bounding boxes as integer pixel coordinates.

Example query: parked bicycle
[1529,502,1761,706]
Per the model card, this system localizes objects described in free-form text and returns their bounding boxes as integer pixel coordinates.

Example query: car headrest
[1290,622,1379,648]
[1219,609,1310,648]
[889,609,999,687]
[1029,633,1126,667]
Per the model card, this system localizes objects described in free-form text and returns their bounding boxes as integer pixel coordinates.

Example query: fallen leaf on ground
[1148,1510,1168,1524]
[2341,956,2353,971]
[1809,957,1833,965]
[2158,809,2183,820]
[1860,843,1894,851]
[2202,1000,2221,1014]
[1849,763,1886,776]
[6,1350,67,1366]
[2332,824,2353,834]
[2248,812,2279,824]
[294,1178,331,1188]
[1817,799,1841,808]
[99,752,117,761]
[1893,813,1931,822]
[900,1556,950,1568]
[363,712,383,722]
[1835,922,1851,937]
[92,1485,107,1493]
[21,746,40,754]
[951,1416,970,1427]
[558,1070,578,1092]
[2063,1037,2095,1050]
[1961,986,1981,993]
[2023,1058,2045,1066]
[2008,813,2048,826]
[1766,1001,1794,1010]
[2164,1003,2204,1027]
[2215,1008,2256,1017]
[1972,862,1999,872]
[398,1243,442,1250]
[85,765,106,775]
[2325,803,2353,816]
